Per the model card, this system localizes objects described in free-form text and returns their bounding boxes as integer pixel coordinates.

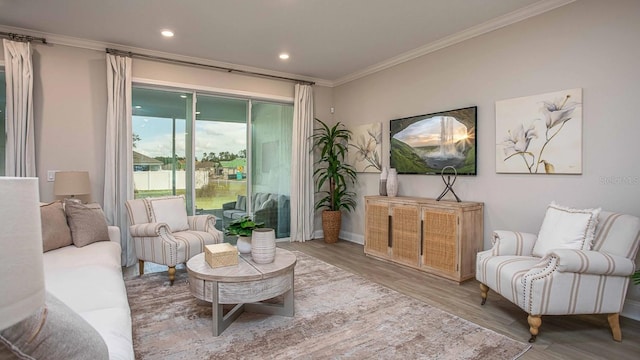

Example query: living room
[1,0,639,359]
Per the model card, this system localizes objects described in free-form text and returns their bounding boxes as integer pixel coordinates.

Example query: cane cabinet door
[364,200,390,258]
[421,208,458,278]
[391,205,420,267]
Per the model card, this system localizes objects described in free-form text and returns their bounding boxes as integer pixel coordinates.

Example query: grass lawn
[135,180,247,211]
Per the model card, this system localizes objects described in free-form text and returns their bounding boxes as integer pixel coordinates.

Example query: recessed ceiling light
[135,105,142,109]
[279,53,290,60]
[180,94,187,98]
[195,111,201,115]
[161,30,174,37]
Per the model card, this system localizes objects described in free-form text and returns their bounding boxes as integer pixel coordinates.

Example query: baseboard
[311,229,364,245]
[622,298,640,321]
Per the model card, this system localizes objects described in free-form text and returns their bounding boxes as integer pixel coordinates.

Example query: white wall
[332,0,640,318]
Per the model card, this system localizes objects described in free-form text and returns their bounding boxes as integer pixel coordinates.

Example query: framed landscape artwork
[495,88,582,174]
[347,122,382,173]
[390,106,477,175]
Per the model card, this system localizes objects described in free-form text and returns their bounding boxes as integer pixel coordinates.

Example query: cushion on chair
[40,201,73,252]
[235,195,246,211]
[259,198,276,211]
[532,202,600,257]
[146,196,189,232]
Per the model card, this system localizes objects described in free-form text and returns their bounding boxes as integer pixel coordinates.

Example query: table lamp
[54,171,91,201]
[0,177,45,330]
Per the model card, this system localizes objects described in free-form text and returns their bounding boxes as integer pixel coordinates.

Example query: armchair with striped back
[477,205,640,343]
[125,195,223,284]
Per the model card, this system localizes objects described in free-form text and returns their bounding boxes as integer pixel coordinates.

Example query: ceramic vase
[236,236,252,254]
[251,228,276,264]
[386,168,398,197]
[379,167,388,196]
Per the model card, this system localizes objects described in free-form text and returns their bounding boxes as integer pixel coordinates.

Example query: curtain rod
[106,48,315,86]
[0,31,47,44]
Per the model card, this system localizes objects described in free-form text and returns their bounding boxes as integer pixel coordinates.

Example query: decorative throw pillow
[259,198,276,211]
[64,200,110,247]
[0,292,109,360]
[40,201,73,252]
[235,195,247,211]
[146,195,189,232]
[532,202,601,257]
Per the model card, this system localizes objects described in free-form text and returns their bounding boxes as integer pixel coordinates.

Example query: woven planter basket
[322,210,342,244]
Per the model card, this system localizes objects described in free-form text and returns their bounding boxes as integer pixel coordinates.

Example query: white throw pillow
[146,196,189,232]
[532,202,601,257]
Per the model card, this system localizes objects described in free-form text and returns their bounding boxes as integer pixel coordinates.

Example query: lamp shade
[54,171,91,197]
[0,177,45,330]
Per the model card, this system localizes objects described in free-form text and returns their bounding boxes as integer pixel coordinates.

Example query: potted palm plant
[225,215,264,253]
[311,118,357,243]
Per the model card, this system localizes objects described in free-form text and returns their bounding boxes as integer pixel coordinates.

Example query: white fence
[133,170,210,191]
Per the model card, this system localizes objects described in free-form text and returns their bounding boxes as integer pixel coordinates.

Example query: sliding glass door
[194,95,248,226]
[251,101,293,238]
[132,88,190,207]
[132,86,293,239]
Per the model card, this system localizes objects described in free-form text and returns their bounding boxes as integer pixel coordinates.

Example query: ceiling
[0,0,571,85]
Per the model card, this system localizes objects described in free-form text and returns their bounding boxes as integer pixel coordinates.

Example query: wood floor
[125,239,640,359]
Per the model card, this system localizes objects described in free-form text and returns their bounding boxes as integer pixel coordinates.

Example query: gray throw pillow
[235,195,246,211]
[64,200,110,247]
[40,201,73,252]
[0,292,109,360]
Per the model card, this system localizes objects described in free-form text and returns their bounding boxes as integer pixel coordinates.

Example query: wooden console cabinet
[364,196,483,283]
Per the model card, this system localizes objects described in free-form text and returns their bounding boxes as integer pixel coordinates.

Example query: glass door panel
[131,87,190,208]
[194,95,248,232]
[251,101,293,239]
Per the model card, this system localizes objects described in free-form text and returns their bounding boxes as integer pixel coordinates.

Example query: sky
[132,116,247,159]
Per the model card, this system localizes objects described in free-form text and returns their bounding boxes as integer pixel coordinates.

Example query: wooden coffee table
[186,248,296,336]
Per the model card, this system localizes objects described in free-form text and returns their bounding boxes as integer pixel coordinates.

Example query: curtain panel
[3,39,36,177]
[104,54,136,267]
[290,84,315,242]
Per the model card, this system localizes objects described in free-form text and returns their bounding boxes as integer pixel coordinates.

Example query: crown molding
[332,0,576,87]
[0,24,333,87]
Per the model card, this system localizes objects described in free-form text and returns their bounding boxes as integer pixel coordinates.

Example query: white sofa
[42,226,134,360]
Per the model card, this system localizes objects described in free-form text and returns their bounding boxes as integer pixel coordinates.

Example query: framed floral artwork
[347,122,382,173]
[495,88,583,174]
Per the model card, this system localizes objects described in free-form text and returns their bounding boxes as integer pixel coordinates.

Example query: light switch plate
[47,170,57,182]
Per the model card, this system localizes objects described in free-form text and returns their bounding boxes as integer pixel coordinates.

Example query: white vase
[379,167,388,196]
[251,228,276,264]
[236,236,252,254]
[386,168,398,197]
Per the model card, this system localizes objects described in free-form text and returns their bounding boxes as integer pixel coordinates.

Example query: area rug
[125,252,530,359]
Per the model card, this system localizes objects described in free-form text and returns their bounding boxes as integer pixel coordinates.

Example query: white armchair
[477,209,640,343]
[125,195,223,284]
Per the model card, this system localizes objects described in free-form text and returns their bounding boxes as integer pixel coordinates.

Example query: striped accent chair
[125,196,223,285]
[477,211,640,343]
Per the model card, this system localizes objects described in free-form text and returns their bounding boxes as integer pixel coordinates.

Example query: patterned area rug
[125,252,530,359]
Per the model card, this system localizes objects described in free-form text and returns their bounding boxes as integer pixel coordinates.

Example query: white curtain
[104,53,135,267]
[3,39,35,177]
[290,84,315,242]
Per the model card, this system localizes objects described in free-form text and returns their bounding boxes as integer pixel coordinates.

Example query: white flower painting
[347,122,382,173]
[496,88,583,174]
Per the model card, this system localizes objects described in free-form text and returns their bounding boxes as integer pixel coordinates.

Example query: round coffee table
[186,248,297,336]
